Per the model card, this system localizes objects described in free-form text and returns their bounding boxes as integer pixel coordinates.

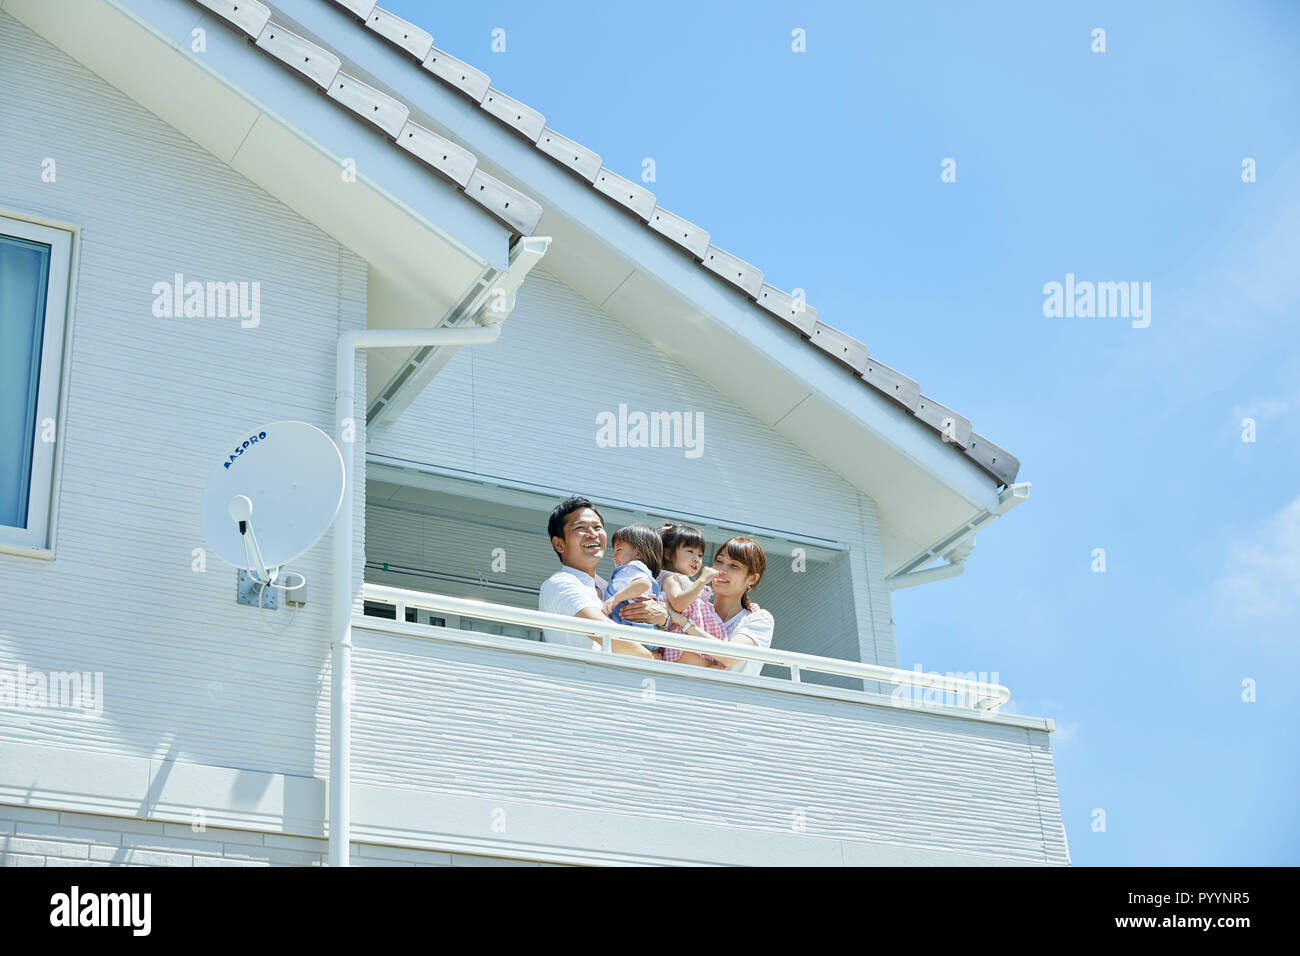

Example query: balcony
[344,584,1069,866]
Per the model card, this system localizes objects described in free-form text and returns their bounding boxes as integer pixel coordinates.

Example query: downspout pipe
[329,236,550,867]
[330,324,501,867]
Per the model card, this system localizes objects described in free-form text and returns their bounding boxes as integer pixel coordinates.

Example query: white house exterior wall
[0,11,368,776]
[0,10,1064,867]
[0,803,553,867]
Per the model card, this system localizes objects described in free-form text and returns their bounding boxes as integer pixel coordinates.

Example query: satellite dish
[201,421,345,578]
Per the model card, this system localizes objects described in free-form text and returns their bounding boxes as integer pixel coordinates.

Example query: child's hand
[601,597,616,616]
[697,566,718,584]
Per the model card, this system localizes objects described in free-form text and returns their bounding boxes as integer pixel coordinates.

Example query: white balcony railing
[359,583,1011,711]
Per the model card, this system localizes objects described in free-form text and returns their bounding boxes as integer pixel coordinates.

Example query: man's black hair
[547,496,604,563]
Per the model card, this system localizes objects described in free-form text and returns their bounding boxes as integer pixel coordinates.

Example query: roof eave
[263,0,1001,485]
[283,0,1021,490]
[10,0,519,307]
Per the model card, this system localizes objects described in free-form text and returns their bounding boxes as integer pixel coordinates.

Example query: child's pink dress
[657,571,730,663]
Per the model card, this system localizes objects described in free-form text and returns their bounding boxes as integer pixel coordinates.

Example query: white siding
[368,268,896,668]
[0,803,548,866]
[347,623,1069,865]
[366,502,554,611]
[756,552,860,688]
[0,12,366,776]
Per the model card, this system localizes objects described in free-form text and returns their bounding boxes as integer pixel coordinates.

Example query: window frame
[0,212,74,557]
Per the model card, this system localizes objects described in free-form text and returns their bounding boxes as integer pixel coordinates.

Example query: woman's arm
[662,605,715,640]
[705,609,774,669]
[702,633,757,668]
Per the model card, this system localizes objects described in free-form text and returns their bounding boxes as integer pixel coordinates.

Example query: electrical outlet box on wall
[285,576,308,608]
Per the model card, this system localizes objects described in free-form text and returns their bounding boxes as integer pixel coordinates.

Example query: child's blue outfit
[604,560,663,652]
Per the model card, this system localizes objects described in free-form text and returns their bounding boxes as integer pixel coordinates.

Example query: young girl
[601,524,664,654]
[657,523,730,664]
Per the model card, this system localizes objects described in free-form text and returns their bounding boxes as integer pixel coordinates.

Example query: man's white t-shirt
[538,565,607,648]
[722,607,775,677]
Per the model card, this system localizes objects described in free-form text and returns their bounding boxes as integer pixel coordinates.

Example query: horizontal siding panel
[0,15,365,777]
[349,627,1065,864]
[368,269,866,544]
[756,552,860,687]
[0,803,539,867]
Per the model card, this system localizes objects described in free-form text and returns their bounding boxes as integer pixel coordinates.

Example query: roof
[186,0,1021,489]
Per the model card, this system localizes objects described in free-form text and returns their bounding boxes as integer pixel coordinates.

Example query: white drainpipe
[329,237,550,867]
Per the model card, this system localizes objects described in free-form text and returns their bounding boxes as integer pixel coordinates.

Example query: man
[538,496,667,657]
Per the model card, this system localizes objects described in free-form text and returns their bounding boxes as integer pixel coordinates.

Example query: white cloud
[1233,387,1300,424]
[1215,495,1300,626]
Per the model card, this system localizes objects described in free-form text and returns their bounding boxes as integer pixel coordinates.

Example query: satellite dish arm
[230,494,274,583]
[243,520,274,584]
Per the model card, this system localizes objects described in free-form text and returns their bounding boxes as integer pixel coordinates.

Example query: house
[0,0,1068,866]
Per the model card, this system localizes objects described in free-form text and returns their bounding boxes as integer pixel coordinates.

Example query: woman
[673,536,773,674]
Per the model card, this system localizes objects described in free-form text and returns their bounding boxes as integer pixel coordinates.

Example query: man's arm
[600,576,651,615]
[571,605,654,658]
[619,594,669,627]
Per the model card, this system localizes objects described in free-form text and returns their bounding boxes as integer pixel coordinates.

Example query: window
[0,215,72,554]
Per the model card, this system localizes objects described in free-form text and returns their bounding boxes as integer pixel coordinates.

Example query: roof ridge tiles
[191,0,542,234]
[195,0,1020,486]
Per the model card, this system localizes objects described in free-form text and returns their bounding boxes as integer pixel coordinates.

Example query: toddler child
[601,524,664,654]
[657,523,730,664]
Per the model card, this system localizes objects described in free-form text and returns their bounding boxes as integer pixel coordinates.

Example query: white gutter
[888,558,968,591]
[887,482,1031,591]
[329,236,550,867]
[998,481,1031,515]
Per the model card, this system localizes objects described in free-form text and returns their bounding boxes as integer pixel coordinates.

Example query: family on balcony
[538,496,774,676]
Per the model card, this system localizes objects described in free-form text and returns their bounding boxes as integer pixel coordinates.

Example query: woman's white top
[722,607,774,677]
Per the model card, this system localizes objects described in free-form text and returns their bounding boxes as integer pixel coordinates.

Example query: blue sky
[382,0,1300,864]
